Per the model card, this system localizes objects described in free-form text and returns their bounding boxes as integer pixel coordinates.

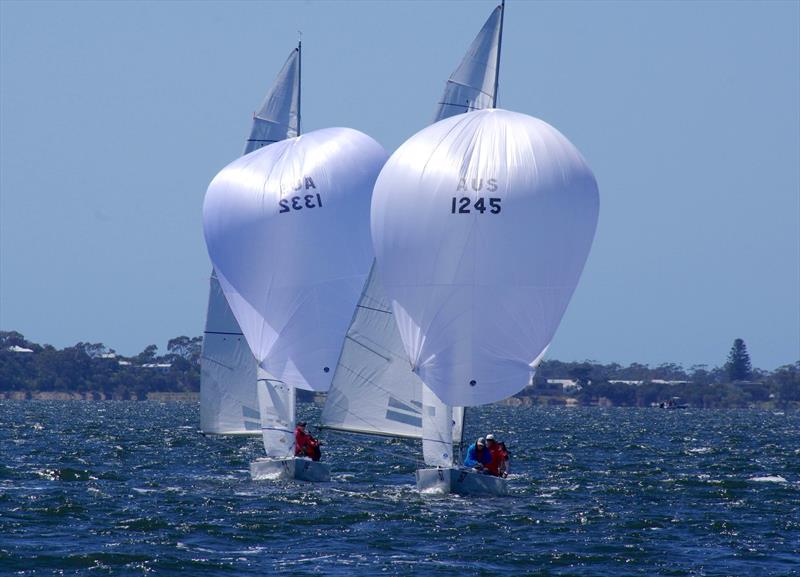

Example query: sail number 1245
[451,197,502,214]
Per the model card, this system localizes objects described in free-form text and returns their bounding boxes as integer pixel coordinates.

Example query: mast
[492,0,505,108]
[297,40,302,135]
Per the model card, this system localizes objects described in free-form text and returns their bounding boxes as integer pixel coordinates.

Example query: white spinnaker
[256,371,295,458]
[200,46,301,435]
[321,6,503,441]
[203,127,388,392]
[371,109,599,407]
[433,5,502,120]
[422,384,454,467]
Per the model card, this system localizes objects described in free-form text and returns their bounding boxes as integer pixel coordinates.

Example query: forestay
[371,109,599,406]
[203,127,387,391]
[200,46,301,434]
[321,5,503,441]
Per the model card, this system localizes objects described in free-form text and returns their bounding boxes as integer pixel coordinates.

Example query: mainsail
[433,4,503,119]
[320,5,503,447]
[200,46,300,435]
[371,109,600,407]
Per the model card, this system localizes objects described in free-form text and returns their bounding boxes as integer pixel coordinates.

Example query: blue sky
[1,1,798,370]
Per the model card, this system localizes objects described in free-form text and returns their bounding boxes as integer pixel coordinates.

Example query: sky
[1,0,798,371]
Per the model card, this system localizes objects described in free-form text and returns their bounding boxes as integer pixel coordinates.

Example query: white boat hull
[415,467,508,496]
[249,457,330,482]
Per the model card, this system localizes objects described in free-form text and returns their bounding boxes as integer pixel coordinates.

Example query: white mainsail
[433,4,502,120]
[244,45,301,153]
[320,5,503,452]
[256,369,296,458]
[371,108,600,407]
[200,46,301,435]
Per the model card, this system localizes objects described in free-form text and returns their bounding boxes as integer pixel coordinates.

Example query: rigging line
[261,426,293,434]
[440,81,494,98]
[437,101,485,111]
[204,330,244,336]
[199,356,236,371]
[356,304,392,315]
[343,335,392,363]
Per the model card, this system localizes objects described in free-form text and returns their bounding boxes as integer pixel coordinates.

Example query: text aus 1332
[277,176,321,213]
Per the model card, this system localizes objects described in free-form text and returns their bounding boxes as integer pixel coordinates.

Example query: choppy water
[0,402,798,576]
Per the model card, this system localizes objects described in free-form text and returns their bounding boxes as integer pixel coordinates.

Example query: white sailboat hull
[415,467,508,496]
[249,457,330,483]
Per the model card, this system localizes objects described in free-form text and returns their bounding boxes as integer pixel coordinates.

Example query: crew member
[485,434,509,477]
[294,421,321,461]
[463,437,492,472]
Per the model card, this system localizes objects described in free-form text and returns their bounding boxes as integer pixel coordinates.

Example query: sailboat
[200,44,301,436]
[203,106,388,483]
[320,3,507,493]
[371,111,599,497]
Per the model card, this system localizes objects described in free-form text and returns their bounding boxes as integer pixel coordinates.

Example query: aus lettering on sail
[452,177,501,214]
[277,176,321,213]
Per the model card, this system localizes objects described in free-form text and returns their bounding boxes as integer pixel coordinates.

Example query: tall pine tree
[726,338,752,382]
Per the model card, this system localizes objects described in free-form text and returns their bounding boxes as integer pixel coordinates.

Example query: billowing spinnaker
[371,109,599,406]
[204,127,388,391]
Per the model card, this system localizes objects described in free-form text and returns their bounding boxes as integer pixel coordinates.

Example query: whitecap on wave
[748,475,787,483]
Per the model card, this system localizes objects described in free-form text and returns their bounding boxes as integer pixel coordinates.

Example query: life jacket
[294,427,318,456]
[487,444,504,476]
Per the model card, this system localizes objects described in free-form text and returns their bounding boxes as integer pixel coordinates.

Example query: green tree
[725,338,752,382]
[136,344,159,364]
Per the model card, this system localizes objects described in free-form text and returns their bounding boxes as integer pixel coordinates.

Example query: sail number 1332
[279,193,323,213]
[451,197,502,214]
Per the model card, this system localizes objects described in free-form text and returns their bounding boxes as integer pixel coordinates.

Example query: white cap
[486,434,496,441]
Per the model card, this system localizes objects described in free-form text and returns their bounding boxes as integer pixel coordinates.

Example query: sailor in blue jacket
[463,437,492,471]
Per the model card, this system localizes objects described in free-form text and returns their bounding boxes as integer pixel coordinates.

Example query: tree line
[0,331,201,399]
[530,339,799,409]
[0,332,797,408]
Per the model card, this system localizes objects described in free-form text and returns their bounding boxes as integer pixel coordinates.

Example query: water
[1,402,798,576]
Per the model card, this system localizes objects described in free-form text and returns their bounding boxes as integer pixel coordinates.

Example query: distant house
[141,363,172,372]
[548,378,581,393]
[7,345,33,353]
[608,379,691,386]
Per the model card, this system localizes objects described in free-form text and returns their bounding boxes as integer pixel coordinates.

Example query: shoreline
[0,391,200,402]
